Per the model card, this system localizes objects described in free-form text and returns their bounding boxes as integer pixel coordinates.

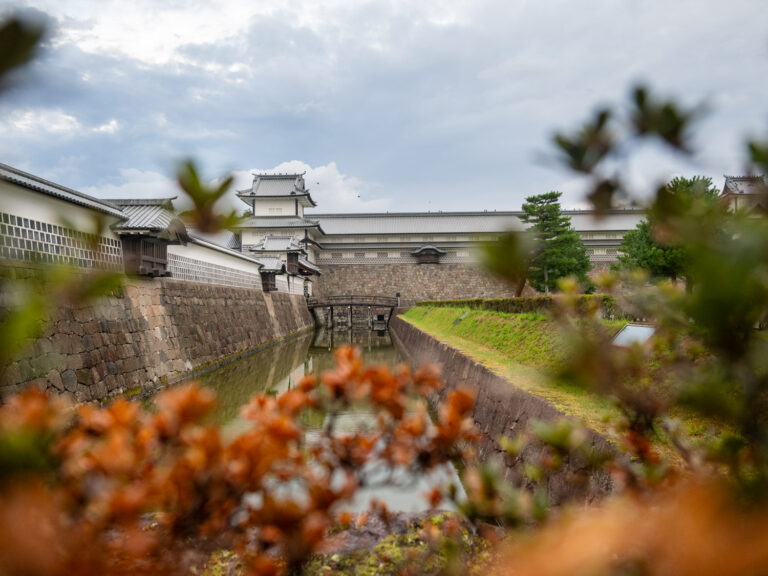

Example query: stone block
[104,374,118,391]
[82,334,94,351]
[46,370,64,391]
[74,383,91,402]
[91,380,107,400]
[75,368,92,386]
[19,360,33,382]
[61,369,77,392]
[2,363,21,386]
[64,354,82,371]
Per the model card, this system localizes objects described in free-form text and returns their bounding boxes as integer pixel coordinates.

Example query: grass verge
[400,306,729,462]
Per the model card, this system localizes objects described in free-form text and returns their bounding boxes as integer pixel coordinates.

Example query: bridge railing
[307,294,398,308]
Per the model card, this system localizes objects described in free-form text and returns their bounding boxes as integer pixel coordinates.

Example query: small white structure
[611,324,656,347]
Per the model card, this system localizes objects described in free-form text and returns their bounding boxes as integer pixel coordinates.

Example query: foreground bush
[0,349,480,575]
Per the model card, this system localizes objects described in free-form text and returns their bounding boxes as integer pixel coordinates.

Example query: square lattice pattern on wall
[167,253,261,289]
[0,211,123,270]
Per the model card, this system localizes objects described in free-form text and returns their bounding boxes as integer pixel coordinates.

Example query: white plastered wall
[252,198,300,217]
[168,241,262,275]
[0,180,122,241]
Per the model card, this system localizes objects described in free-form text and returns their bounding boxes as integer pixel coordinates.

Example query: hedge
[416,294,630,319]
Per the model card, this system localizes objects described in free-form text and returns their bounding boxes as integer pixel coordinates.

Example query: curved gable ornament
[410,244,446,265]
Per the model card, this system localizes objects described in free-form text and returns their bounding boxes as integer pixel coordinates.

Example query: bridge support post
[329,306,333,328]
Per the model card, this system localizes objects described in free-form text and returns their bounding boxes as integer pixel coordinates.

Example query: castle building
[235,173,646,303]
[719,175,767,212]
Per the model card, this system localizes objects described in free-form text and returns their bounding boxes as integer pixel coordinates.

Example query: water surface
[195,327,463,512]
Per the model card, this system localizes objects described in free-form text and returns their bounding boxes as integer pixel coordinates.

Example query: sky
[0,0,766,214]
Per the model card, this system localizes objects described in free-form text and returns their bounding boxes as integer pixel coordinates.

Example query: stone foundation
[390,315,614,504]
[315,263,528,305]
[1,278,314,402]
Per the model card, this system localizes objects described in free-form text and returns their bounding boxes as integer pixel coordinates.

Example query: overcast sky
[0,1,766,213]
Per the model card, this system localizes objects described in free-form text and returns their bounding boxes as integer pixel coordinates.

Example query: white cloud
[82,168,177,200]
[0,109,122,140]
[231,161,391,214]
[80,161,387,215]
[92,119,119,133]
[8,109,81,135]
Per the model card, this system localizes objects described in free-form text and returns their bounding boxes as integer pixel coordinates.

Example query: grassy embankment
[400,305,725,455]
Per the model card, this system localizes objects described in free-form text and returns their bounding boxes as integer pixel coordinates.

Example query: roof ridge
[0,162,127,219]
[109,197,177,206]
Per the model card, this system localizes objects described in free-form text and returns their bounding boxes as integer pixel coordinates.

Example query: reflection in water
[194,328,463,512]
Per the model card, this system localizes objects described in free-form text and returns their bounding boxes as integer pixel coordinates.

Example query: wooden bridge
[306,294,399,327]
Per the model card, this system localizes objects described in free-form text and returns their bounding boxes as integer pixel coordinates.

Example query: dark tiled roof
[250,234,305,253]
[116,204,175,230]
[237,173,317,206]
[0,163,127,219]
[107,197,176,207]
[255,256,285,272]
[298,257,321,275]
[722,175,767,196]
[411,245,446,255]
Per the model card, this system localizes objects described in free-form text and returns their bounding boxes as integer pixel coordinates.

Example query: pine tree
[520,191,591,293]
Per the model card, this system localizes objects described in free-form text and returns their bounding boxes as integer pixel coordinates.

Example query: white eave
[0,163,127,220]
[187,233,263,269]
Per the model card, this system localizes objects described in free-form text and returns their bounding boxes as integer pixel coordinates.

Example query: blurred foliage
[0,16,44,92]
[177,160,243,234]
[481,231,531,296]
[616,175,721,281]
[416,294,626,318]
[0,352,482,575]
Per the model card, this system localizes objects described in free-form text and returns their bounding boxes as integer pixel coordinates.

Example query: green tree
[520,191,591,293]
[617,176,720,280]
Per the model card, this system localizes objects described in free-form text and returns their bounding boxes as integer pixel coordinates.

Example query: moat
[194,327,462,512]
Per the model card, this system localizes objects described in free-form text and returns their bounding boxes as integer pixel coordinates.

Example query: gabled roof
[249,234,306,253]
[237,173,317,207]
[721,175,767,197]
[0,163,127,219]
[113,201,175,230]
[298,257,321,276]
[255,256,285,273]
[411,245,446,255]
[110,198,190,243]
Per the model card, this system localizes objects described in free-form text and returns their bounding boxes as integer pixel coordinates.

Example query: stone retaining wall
[315,263,528,305]
[0,278,314,402]
[390,315,614,504]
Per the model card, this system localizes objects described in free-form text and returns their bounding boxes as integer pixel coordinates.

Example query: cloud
[80,161,388,216]
[6,108,81,135]
[0,0,766,212]
[232,161,391,214]
[82,168,177,200]
[92,119,119,133]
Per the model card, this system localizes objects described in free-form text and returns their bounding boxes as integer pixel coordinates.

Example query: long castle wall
[315,263,526,304]
[0,277,314,402]
[390,315,614,504]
